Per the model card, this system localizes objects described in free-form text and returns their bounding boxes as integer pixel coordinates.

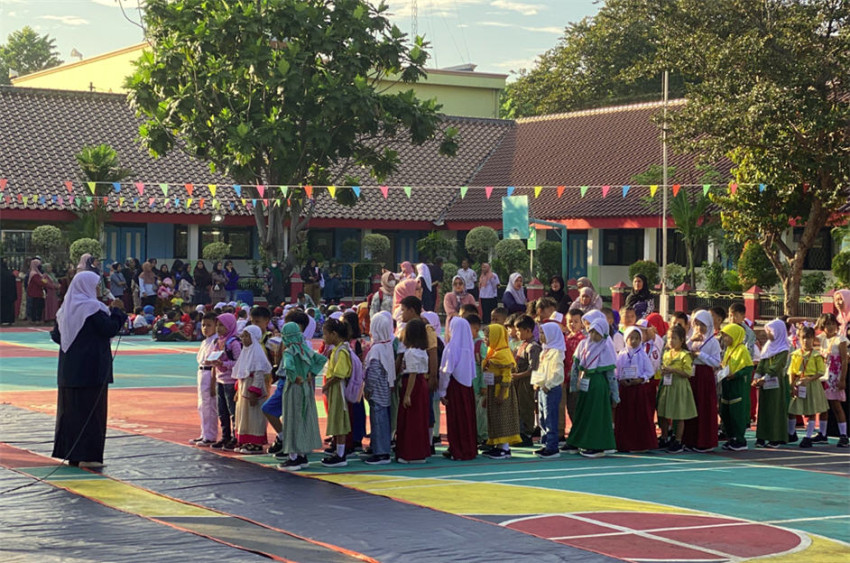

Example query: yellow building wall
[13,44,506,118]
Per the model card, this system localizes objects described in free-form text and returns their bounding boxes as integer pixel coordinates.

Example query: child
[490,306,508,327]
[817,313,849,447]
[460,303,480,319]
[235,308,249,334]
[710,307,726,337]
[788,326,828,448]
[396,319,432,464]
[566,311,619,457]
[363,311,396,465]
[343,310,368,453]
[535,297,558,324]
[505,313,522,354]
[718,324,754,451]
[482,323,521,459]
[602,307,625,354]
[321,318,352,467]
[438,316,478,461]
[466,314,489,445]
[232,325,270,454]
[657,325,697,453]
[190,312,219,447]
[752,318,791,448]
[619,306,637,332]
[210,313,242,451]
[154,310,187,341]
[512,315,540,446]
[132,306,151,335]
[683,310,722,452]
[532,322,565,458]
[729,303,757,357]
[614,326,657,453]
[560,308,586,447]
[670,311,689,333]
[276,322,328,471]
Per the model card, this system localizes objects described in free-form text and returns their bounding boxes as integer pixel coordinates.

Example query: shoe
[788,432,799,443]
[485,448,511,460]
[667,440,684,454]
[691,446,714,453]
[535,448,560,459]
[267,438,283,455]
[531,426,542,438]
[518,434,534,447]
[837,436,849,448]
[533,447,546,456]
[718,430,727,441]
[364,454,392,465]
[442,450,454,459]
[196,439,216,447]
[579,449,605,458]
[78,461,106,469]
[799,437,813,448]
[432,436,442,445]
[274,451,289,460]
[766,442,782,449]
[812,433,828,444]
[755,439,766,448]
[560,443,579,454]
[430,445,436,456]
[210,439,227,450]
[223,438,238,451]
[277,458,304,471]
[726,439,747,451]
[188,436,204,444]
[658,438,669,450]
[321,454,348,467]
[236,444,264,455]
[396,457,426,464]
[323,446,335,455]
[478,442,491,452]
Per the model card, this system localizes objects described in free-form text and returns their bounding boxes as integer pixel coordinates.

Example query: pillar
[187,224,200,262]
[527,277,544,302]
[644,227,658,262]
[567,278,579,302]
[289,272,303,304]
[611,281,628,311]
[744,285,762,321]
[822,289,835,316]
[674,283,691,314]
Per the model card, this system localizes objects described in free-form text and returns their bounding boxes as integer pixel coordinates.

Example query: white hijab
[504,272,527,306]
[55,271,110,353]
[579,310,618,370]
[541,322,566,353]
[416,263,432,290]
[421,311,443,343]
[439,316,476,395]
[304,316,317,342]
[366,311,397,387]
[761,318,791,360]
[689,309,722,367]
[232,325,271,380]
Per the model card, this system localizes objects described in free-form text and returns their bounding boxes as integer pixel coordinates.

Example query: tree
[738,242,780,290]
[74,144,133,241]
[0,27,62,81]
[127,0,458,282]
[69,238,102,265]
[362,233,391,264]
[416,232,455,262]
[465,226,499,263]
[643,0,850,315]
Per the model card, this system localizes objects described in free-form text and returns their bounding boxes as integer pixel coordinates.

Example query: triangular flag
[601,185,610,198]
[16,194,22,203]
[304,185,313,199]
[135,182,145,196]
[251,198,257,207]
[39,196,46,205]
[672,184,681,197]
[75,197,82,207]
[230,202,235,210]
[352,186,361,198]
[534,185,543,198]
[85,196,93,204]
[148,197,155,207]
[87,181,96,194]
[380,185,389,199]
[580,185,589,198]
[5,195,11,205]
[622,185,630,198]
[185,183,194,197]
[241,198,247,206]
[65,181,74,194]
[0,179,6,191]
[57,195,63,206]
[275,199,281,207]
[327,185,336,198]
[159,183,169,197]
[112,182,121,193]
[459,186,468,199]
[403,186,412,198]
[186,198,193,208]
[213,199,220,209]
[102,196,108,205]
[650,184,658,197]
[758,183,766,193]
[280,185,289,197]
[208,184,217,197]
[199,198,206,208]
[262,199,268,207]
[257,184,266,198]
[556,185,565,198]
[174,197,180,207]
[485,186,493,199]
[506,186,516,196]
[233,184,241,197]
[119,196,125,206]
[729,182,738,195]
[132,197,138,207]
[702,184,711,196]
[164,198,171,208]
[52,195,57,203]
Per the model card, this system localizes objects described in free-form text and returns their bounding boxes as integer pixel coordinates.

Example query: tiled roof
[448,101,734,221]
[0,86,512,222]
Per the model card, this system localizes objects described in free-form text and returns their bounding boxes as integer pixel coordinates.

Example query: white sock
[336,444,345,457]
[806,420,815,438]
[289,452,298,461]
[788,419,797,434]
[501,443,510,451]
[839,422,847,437]
[819,419,827,436]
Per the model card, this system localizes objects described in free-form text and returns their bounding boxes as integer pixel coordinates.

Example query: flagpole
[660,70,669,317]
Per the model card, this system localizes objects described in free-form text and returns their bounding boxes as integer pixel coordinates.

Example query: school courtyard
[1,327,847,562]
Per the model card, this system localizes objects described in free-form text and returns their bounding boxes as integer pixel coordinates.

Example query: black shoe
[430,445,436,456]
[519,434,534,447]
[812,433,828,444]
[799,437,813,448]
[277,458,304,471]
[531,426,542,438]
[485,448,511,460]
[323,446,335,455]
[725,439,747,451]
[788,432,799,443]
[223,438,238,451]
[195,439,216,447]
[755,439,766,448]
[658,438,670,450]
[579,449,604,458]
[274,451,289,460]
[667,440,684,454]
[210,439,227,450]
[267,437,283,455]
[364,454,392,465]
[321,454,348,467]
[535,448,560,459]
[560,443,579,453]
[188,436,204,444]
[533,447,546,456]
[432,436,442,445]
[837,436,849,448]
[766,441,782,449]
[442,450,454,460]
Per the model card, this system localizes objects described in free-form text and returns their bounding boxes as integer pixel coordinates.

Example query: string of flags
[0,179,770,210]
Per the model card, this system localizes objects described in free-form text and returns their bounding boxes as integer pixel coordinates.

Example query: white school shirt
[456,267,477,290]
[479,273,500,299]
[403,348,429,375]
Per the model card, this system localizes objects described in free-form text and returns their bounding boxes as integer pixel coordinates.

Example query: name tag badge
[796,385,807,399]
[579,377,590,392]
[483,372,495,386]
[663,373,673,386]
[716,366,730,383]
[621,367,637,380]
[763,376,780,390]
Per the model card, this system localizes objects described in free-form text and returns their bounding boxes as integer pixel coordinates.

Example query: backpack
[366,289,384,312]
[224,336,239,361]
[343,344,366,403]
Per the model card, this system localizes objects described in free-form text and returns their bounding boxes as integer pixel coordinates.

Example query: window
[656,230,707,267]
[794,228,834,270]
[174,227,188,259]
[0,230,33,271]
[198,226,253,259]
[308,230,334,259]
[602,229,644,266]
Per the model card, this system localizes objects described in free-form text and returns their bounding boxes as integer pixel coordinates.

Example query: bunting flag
[76,197,82,207]
[352,186,361,198]
[86,196,93,204]
[534,185,543,198]
[257,184,266,198]
[87,181,96,194]
[112,182,121,193]
[380,185,389,199]
[229,202,235,210]
[459,186,468,199]
[275,199,281,207]
[622,185,630,198]
[601,185,610,198]
[280,185,288,197]
[39,196,46,205]
[506,186,516,196]
[485,186,493,199]
[159,183,169,197]
[650,184,658,197]
[16,194,22,203]
[119,197,125,206]
[164,198,171,208]
[185,183,194,197]
[186,198,193,208]
[57,195,63,206]
[672,184,681,197]
[199,198,206,208]
[213,199,220,209]
[148,197,155,207]
[327,185,336,198]
[703,184,711,196]
[133,197,139,208]
[759,183,766,193]
[0,179,6,191]
[403,186,412,198]
[135,182,145,196]
[262,199,268,207]
[102,196,108,205]
[233,184,241,197]
[304,185,313,199]
[65,181,74,194]
[174,197,180,207]
[580,185,589,198]
[729,182,738,195]
[556,185,565,198]
[52,195,57,203]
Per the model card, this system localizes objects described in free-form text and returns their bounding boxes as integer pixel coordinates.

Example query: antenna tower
[411,0,418,38]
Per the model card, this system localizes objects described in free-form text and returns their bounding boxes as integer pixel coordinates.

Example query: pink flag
[485,186,493,199]
[601,185,610,198]
[135,182,145,196]
[380,185,389,199]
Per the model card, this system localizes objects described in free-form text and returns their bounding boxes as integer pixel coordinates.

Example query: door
[104,226,146,264]
[568,231,588,279]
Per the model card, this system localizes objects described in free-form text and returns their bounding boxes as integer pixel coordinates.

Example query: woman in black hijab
[625,273,654,320]
[1,259,17,325]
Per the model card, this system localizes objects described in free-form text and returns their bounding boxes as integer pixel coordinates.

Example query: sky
[0,0,601,78]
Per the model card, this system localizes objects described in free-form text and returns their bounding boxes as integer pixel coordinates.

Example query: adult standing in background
[0,259,17,325]
[478,263,500,324]
[417,263,434,311]
[51,271,127,468]
[266,260,286,307]
[210,261,227,304]
[429,257,445,311]
[443,275,477,326]
[626,274,655,320]
[223,260,240,302]
[502,273,527,314]
[42,264,60,323]
[27,258,47,322]
[576,277,604,310]
[109,263,131,312]
[457,259,478,300]
[138,261,158,308]
[193,260,212,305]
[301,258,321,305]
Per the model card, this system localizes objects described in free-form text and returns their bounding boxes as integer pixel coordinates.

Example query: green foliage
[74,144,132,241]
[494,239,529,280]
[417,232,455,262]
[340,238,361,262]
[362,233,391,264]
[465,226,499,263]
[535,241,562,282]
[629,260,659,288]
[702,261,725,292]
[0,26,62,83]
[738,243,779,290]
[630,164,678,186]
[31,226,65,269]
[722,271,743,293]
[202,242,231,262]
[69,238,102,265]
[833,252,850,288]
[664,263,688,289]
[800,272,827,295]
[669,190,718,286]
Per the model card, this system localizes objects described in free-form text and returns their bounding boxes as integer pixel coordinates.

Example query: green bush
[417,231,455,262]
[723,270,743,292]
[535,241,562,282]
[69,238,102,265]
[31,225,65,267]
[738,242,779,290]
[664,263,688,289]
[465,226,499,263]
[703,261,724,292]
[629,260,660,287]
[202,241,231,262]
[362,233,391,264]
[832,251,850,288]
[340,238,361,262]
[494,239,529,280]
[800,271,827,295]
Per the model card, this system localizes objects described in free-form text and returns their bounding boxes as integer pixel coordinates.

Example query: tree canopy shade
[127,0,458,275]
[0,27,63,85]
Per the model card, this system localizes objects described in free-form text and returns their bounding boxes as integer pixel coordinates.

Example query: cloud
[387,0,485,18]
[489,1,544,16]
[480,21,563,34]
[40,15,90,26]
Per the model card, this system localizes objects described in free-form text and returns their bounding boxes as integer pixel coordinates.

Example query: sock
[806,420,815,439]
[277,432,284,441]
[501,443,510,451]
[839,422,847,437]
[788,419,797,435]
[289,452,298,461]
[336,444,345,457]
[819,420,827,436]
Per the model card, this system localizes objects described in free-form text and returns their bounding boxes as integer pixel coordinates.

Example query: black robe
[0,262,16,324]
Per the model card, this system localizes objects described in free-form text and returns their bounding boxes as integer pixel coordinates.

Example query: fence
[644,288,828,320]
[759,293,824,319]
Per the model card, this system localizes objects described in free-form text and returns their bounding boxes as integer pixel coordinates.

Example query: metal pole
[661,70,669,317]
[529,218,568,280]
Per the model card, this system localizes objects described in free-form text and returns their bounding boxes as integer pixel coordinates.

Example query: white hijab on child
[541,322,566,353]
[580,310,618,370]
[232,325,271,380]
[55,271,110,353]
[439,316,476,396]
[365,311,397,387]
[761,318,791,360]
